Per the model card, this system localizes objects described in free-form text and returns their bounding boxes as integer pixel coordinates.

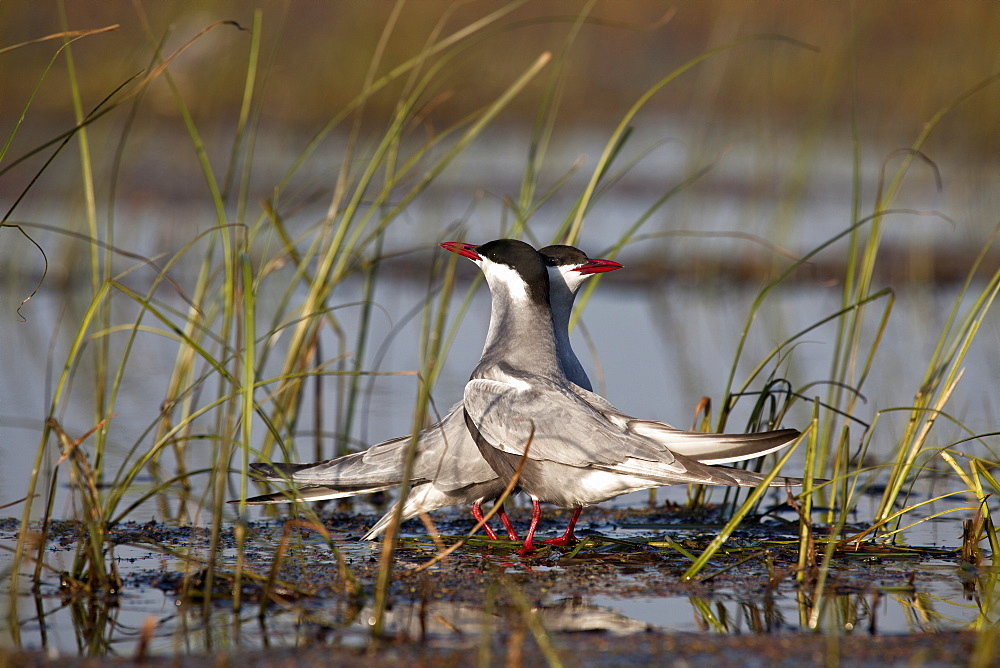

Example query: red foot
[511,502,584,556]
[515,541,537,558]
[539,507,582,546]
[539,533,577,547]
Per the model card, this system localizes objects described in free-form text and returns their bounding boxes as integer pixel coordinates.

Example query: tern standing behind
[455,239,802,556]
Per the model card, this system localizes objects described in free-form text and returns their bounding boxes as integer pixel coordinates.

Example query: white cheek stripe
[549,265,587,293]
[482,260,529,303]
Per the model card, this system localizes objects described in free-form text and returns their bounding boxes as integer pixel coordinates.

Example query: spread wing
[626,422,800,464]
[567,382,799,466]
[246,401,497,494]
[463,376,689,477]
[353,401,497,491]
[239,483,395,505]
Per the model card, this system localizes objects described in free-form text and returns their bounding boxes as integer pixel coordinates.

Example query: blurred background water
[2,0,999,521]
[2,122,997,518]
[2,2,999,656]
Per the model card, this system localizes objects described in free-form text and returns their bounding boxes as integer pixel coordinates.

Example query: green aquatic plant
[2,0,552,628]
[1,2,998,663]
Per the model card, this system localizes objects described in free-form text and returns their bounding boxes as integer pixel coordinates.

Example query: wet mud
[1,503,991,666]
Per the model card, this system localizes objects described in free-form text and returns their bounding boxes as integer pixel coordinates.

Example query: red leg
[495,503,520,541]
[472,500,500,540]
[516,499,543,557]
[540,507,582,546]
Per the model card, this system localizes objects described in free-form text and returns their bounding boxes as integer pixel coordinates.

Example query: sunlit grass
[3,0,553,630]
[0,0,998,661]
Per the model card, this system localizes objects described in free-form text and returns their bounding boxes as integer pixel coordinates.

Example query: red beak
[440,241,481,261]
[574,257,623,275]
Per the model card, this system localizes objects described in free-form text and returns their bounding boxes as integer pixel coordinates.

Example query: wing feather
[463,376,686,472]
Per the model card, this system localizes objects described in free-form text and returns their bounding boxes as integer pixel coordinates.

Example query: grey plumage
[237,243,621,540]
[458,239,802,554]
[239,240,801,545]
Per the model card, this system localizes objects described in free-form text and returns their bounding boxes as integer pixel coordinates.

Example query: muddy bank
[1,502,989,665]
[4,631,990,666]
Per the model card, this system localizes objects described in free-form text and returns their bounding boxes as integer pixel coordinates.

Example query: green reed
[2,0,547,618]
[2,1,998,659]
[711,82,1000,556]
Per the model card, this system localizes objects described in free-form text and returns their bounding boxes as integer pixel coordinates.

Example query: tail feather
[710,465,805,488]
[234,482,399,505]
[248,454,426,489]
[628,424,801,465]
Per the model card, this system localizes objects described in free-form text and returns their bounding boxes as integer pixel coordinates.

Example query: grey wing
[566,384,799,465]
[251,446,413,488]
[248,453,406,487]
[567,383,679,431]
[463,377,688,473]
[398,401,500,491]
[248,401,497,493]
[566,382,618,414]
[237,483,396,505]
[627,422,801,464]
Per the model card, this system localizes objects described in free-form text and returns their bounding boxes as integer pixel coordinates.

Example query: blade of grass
[682,426,809,580]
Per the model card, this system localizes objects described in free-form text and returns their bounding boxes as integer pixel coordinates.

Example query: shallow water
[3,257,998,656]
[2,501,994,658]
[1,122,998,659]
[2,272,996,516]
